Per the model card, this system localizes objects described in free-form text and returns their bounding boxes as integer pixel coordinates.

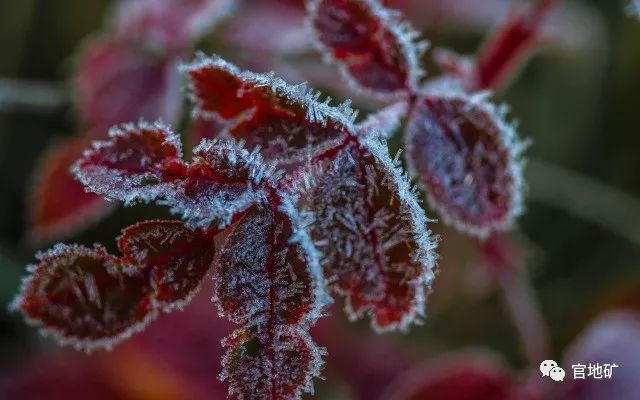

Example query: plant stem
[477,233,550,365]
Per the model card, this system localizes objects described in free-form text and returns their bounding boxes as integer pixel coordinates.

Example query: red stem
[473,0,561,91]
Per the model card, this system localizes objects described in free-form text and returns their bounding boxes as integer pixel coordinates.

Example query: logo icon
[540,360,565,382]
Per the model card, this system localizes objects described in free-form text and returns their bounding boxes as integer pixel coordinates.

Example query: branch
[0,78,67,112]
[527,158,640,247]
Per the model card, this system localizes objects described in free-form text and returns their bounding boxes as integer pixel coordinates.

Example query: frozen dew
[182,54,356,167]
[307,137,437,332]
[404,89,525,238]
[117,220,217,311]
[12,244,156,352]
[214,201,326,399]
[307,0,428,98]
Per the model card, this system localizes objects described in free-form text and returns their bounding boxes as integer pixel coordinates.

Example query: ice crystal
[117,220,217,311]
[404,87,525,238]
[13,244,157,352]
[13,221,217,352]
[183,54,357,166]
[307,0,428,98]
[74,121,269,229]
[308,136,436,332]
[356,101,409,139]
[214,202,325,399]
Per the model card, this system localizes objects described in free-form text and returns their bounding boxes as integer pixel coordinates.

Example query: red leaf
[114,0,233,52]
[385,354,516,400]
[74,38,182,138]
[13,244,156,352]
[28,137,113,245]
[164,138,274,229]
[307,0,426,97]
[183,55,353,166]
[118,221,216,310]
[75,121,270,229]
[404,90,525,237]
[14,220,218,352]
[73,121,184,204]
[309,138,436,332]
[214,204,325,399]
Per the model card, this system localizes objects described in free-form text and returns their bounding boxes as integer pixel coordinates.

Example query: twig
[0,78,67,113]
[527,158,640,247]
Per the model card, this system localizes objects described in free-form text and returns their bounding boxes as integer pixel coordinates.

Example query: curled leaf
[75,121,266,229]
[162,138,273,229]
[183,54,355,166]
[73,121,184,204]
[13,220,218,352]
[307,0,427,97]
[214,202,326,399]
[404,89,525,237]
[13,244,156,352]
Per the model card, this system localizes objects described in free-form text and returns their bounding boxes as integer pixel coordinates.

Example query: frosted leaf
[12,244,156,352]
[114,0,234,52]
[74,38,182,138]
[75,121,264,229]
[307,0,427,98]
[118,220,217,311]
[221,327,324,400]
[214,202,326,399]
[73,120,183,205]
[183,54,354,166]
[28,137,113,245]
[215,205,320,325]
[161,138,272,229]
[404,91,525,238]
[308,139,437,332]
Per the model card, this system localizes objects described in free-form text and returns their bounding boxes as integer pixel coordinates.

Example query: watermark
[540,360,565,381]
[571,363,619,379]
[540,360,619,382]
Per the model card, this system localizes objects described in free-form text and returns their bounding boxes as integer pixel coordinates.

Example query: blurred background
[0,0,639,399]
